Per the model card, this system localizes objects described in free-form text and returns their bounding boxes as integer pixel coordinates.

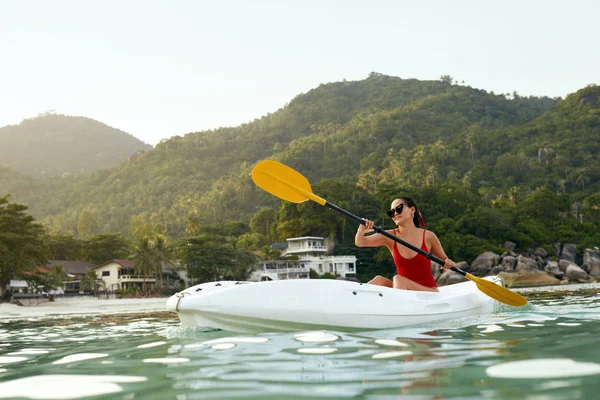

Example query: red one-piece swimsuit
[392,229,437,288]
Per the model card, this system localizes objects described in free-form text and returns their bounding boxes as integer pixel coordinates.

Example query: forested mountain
[0,113,151,177]
[2,75,599,270]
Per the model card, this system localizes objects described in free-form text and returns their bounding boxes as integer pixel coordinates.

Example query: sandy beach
[0,296,170,321]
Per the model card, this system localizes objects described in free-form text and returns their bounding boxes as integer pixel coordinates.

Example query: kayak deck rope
[175,291,190,312]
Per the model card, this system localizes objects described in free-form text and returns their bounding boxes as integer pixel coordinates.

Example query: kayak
[166,276,504,333]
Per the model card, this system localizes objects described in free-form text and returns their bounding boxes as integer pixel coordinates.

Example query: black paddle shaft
[325,201,464,276]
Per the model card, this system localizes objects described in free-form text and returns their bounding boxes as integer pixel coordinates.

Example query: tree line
[3,163,599,294]
[0,195,259,300]
[1,76,599,288]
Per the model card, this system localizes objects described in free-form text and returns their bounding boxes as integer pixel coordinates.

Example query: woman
[355,197,454,292]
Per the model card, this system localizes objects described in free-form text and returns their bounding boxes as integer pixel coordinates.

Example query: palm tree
[48,264,69,293]
[259,245,281,261]
[357,169,378,192]
[153,236,174,289]
[45,264,69,301]
[131,235,175,294]
[464,126,479,161]
[230,249,259,281]
[432,140,447,166]
[81,269,103,296]
[131,237,156,294]
[461,171,472,189]
[573,168,590,190]
[507,186,521,206]
[425,165,438,186]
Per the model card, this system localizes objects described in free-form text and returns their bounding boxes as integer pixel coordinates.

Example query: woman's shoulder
[424,229,440,240]
[382,228,398,244]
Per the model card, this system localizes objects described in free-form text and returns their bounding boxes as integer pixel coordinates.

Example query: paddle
[251,160,528,307]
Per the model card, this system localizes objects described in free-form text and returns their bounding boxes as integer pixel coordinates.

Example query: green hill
[0,113,151,177]
[4,75,600,250]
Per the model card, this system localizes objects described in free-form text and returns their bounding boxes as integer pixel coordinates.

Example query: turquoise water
[1,284,600,399]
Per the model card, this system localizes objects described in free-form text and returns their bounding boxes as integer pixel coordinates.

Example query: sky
[0,0,598,146]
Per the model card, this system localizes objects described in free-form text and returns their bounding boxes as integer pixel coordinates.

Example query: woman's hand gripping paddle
[251,160,528,307]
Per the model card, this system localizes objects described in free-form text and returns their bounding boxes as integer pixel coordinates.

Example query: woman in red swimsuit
[355,197,455,292]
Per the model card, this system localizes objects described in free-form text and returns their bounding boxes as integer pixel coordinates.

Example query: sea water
[1,284,600,400]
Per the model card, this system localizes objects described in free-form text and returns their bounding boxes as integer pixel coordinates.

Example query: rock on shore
[435,244,600,288]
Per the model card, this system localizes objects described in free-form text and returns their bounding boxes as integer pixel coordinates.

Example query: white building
[254,236,357,281]
[93,259,187,292]
[93,260,156,291]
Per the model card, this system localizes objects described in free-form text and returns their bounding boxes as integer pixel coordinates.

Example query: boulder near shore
[432,243,600,288]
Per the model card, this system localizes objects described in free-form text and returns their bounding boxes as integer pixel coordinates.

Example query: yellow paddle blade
[252,160,326,205]
[465,273,528,307]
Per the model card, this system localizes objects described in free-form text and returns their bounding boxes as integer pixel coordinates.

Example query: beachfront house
[93,259,186,292]
[4,280,30,298]
[3,263,85,299]
[45,260,98,293]
[254,236,357,281]
[93,259,155,292]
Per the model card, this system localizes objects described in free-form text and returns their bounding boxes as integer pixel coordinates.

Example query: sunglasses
[386,203,409,218]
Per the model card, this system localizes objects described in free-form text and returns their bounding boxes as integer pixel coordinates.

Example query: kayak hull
[166,276,503,333]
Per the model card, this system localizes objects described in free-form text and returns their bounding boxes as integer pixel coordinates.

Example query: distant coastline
[3,281,600,323]
[0,296,168,321]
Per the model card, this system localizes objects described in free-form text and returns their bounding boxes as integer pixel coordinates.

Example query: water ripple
[1,288,599,399]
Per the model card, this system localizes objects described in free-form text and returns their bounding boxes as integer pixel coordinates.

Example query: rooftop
[46,260,98,275]
[286,236,324,242]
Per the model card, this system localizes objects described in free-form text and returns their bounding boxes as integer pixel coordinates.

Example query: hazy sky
[1,0,598,145]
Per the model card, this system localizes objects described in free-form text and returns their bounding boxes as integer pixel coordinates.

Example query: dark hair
[394,197,425,228]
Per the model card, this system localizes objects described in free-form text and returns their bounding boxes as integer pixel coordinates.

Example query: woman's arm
[355,218,389,248]
[426,230,455,269]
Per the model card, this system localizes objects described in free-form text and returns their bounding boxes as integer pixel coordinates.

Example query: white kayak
[166,276,504,333]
